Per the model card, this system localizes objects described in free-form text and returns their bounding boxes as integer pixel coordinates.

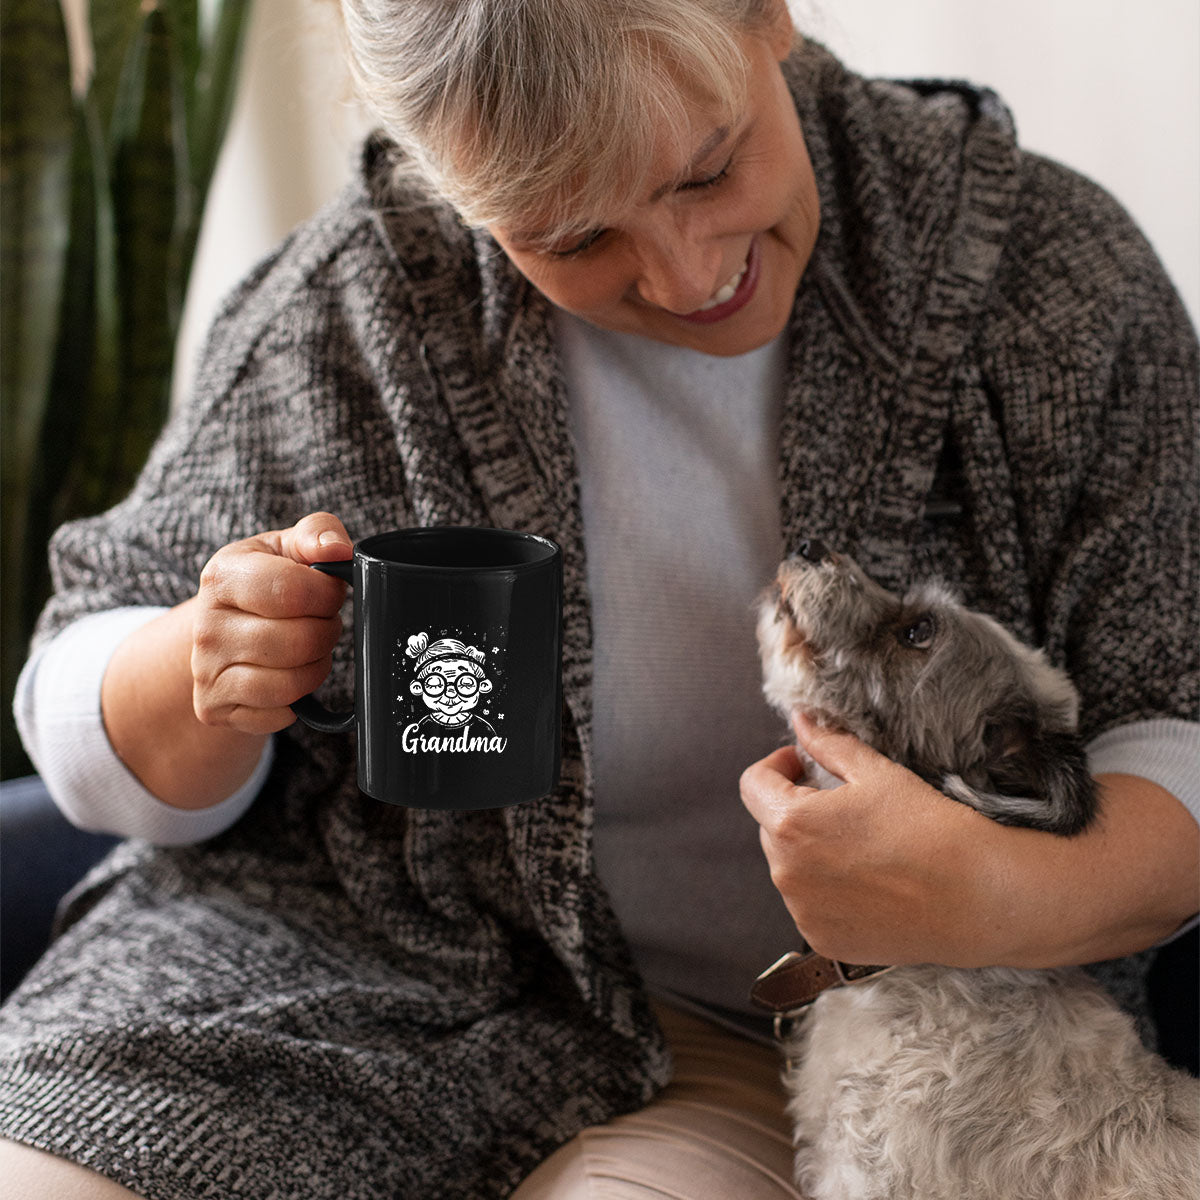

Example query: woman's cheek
[530,259,630,318]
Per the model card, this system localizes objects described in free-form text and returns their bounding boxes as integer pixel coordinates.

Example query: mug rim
[355,526,560,573]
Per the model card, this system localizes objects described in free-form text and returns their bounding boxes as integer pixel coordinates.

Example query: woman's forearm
[994,772,1199,967]
[100,597,269,809]
[741,719,1199,971]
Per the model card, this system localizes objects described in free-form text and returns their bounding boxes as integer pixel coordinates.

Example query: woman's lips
[674,236,761,325]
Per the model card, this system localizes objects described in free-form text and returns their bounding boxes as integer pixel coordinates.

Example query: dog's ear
[942,722,1098,836]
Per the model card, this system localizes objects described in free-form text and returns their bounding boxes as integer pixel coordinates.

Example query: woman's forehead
[503,118,737,248]
[457,21,755,241]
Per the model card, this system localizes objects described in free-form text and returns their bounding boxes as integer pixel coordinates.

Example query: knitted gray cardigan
[1,42,1196,1200]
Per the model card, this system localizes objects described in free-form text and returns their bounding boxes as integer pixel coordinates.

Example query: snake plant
[1,0,252,776]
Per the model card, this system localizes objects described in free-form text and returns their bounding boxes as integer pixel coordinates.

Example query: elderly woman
[2,1,1196,1196]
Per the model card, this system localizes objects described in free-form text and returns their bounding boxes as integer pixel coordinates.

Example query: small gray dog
[754,539,1198,1200]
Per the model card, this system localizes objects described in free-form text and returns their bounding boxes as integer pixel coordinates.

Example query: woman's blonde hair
[339,0,781,243]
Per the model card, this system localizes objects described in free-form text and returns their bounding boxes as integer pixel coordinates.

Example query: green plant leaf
[1,0,75,497]
[0,0,76,744]
[29,90,119,566]
[178,0,252,280]
[165,0,201,118]
[99,2,189,509]
[190,0,252,187]
[89,0,144,143]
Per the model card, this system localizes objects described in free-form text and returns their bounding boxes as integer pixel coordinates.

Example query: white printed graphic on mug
[398,632,509,754]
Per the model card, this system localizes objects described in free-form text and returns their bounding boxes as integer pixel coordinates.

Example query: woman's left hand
[739,713,1198,969]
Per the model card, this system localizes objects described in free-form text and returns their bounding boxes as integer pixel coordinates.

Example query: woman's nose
[632,229,724,314]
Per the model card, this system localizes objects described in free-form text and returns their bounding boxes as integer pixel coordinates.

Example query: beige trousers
[512,1002,804,1199]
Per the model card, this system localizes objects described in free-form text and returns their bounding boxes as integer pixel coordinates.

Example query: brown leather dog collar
[750,949,896,1018]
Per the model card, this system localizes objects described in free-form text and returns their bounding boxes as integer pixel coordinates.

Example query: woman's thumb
[791,711,885,783]
[285,512,352,564]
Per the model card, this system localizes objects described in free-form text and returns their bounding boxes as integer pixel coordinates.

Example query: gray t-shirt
[557,310,802,1031]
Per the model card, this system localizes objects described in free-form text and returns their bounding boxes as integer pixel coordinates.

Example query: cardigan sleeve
[31,203,419,656]
[978,152,1199,745]
[20,188,423,839]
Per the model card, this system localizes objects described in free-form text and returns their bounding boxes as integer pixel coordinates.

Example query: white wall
[176,0,1200,402]
[797,0,1200,326]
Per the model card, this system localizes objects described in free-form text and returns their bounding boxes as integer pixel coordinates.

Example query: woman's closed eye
[548,155,736,258]
[551,227,609,258]
[676,155,733,193]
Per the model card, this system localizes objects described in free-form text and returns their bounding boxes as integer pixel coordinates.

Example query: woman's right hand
[100,512,353,808]
[190,512,353,734]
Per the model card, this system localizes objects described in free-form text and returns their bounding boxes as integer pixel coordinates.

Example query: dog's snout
[797,537,831,564]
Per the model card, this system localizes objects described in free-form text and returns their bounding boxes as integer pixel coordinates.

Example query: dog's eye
[898,615,936,649]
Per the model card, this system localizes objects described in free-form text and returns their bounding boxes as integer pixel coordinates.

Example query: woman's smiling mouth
[675,236,760,324]
[698,260,748,310]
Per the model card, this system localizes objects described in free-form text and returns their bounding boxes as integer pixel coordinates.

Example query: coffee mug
[292,526,563,810]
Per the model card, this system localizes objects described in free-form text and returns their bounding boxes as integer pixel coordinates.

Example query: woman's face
[412,659,490,721]
[488,20,819,357]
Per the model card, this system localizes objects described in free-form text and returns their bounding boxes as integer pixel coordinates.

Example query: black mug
[292,527,563,810]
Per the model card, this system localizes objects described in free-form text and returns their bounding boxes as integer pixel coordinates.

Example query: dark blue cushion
[0,775,119,999]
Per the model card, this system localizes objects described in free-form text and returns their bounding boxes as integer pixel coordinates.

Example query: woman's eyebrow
[507,125,733,247]
[648,126,732,201]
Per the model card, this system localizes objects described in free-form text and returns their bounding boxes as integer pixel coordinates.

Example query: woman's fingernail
[317,531,346,548]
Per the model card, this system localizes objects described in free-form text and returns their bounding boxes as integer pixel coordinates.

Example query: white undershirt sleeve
[1085,718,1200,825]
[12,607,271,845]
[1086,718,1200,942]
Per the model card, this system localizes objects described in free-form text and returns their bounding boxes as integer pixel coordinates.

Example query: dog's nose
[796,537,830,563]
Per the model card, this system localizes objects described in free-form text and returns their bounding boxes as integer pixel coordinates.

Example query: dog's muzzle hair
[756,541,1097,835]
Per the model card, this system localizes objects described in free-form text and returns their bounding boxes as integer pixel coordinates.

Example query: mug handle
[290,559,356,733]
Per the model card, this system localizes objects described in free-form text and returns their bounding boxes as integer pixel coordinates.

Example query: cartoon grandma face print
[401,632,510,755]
[407,635,492,727]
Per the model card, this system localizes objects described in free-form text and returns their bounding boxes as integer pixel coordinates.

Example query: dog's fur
[755,546,1199,1200]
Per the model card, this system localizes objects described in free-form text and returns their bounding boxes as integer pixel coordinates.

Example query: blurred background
[177,0,1199,406]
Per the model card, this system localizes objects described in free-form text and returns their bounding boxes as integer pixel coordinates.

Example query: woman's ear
[760,0,797,61]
